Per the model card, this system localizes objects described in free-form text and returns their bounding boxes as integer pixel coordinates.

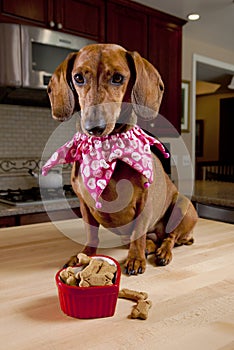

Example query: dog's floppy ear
[127,51,164,119]
[47,52,80,121]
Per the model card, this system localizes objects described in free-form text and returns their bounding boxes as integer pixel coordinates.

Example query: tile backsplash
[0,104,57,158]
[0,104,77,189]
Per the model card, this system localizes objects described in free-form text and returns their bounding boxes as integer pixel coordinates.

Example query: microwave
[0,23,96,90]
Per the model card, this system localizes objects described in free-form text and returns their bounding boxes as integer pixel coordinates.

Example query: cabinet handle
[57,23,63,29]
[49,20,55,28]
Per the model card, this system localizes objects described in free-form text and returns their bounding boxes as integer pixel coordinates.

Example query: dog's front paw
[124,255,146,275]
[155,247,172,266]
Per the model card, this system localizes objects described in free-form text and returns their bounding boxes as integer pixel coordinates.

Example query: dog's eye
[74,73,85,85]
[111,73,124,85]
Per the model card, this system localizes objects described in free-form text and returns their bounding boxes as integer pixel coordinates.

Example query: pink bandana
[42,125,169,208]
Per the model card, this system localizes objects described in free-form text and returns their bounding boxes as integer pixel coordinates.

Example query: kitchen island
[0,218,233,350]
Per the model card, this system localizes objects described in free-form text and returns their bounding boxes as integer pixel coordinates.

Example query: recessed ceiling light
[187,13,200,21]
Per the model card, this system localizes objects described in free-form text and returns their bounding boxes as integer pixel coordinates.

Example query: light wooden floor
[0,218,233,350]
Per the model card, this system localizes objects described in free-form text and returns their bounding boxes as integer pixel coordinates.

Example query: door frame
[191,54,234,169]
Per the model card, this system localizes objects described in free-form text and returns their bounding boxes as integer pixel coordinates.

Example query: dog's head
[47,44,164,136]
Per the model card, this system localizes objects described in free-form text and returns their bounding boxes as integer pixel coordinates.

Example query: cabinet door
[0,216,17,228]
[106,1,148,57]
[19,208,82,225]
[149,16,183,135]
[0,0,51,25]
[59,0,105,41]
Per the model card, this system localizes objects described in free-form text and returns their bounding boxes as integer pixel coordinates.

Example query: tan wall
[196,93,234,161]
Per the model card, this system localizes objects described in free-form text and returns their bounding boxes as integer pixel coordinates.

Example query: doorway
[219,97,234,163]
[191,54,234,178]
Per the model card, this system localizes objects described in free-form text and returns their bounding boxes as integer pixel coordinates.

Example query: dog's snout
[85,123,106,136]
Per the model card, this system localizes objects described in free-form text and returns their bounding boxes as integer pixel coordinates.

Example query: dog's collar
[42,125,169,208]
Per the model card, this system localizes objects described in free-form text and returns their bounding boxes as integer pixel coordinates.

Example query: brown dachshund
[46,44,198,275]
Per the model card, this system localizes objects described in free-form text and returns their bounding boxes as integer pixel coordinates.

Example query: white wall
[181,31,234,160]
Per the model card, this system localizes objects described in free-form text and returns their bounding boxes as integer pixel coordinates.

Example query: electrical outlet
[182,155,190,166]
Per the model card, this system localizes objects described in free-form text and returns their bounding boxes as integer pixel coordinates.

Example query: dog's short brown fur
[47,44,198,275]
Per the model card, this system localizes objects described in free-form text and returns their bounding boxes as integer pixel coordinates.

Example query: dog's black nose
[86,125,106,136]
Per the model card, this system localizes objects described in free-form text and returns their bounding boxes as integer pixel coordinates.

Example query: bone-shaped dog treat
[77,253,91,265]
[118,288,148,301]
[79,272,114,287]
[66,275,77,286]
[98,260,117,274]
[78,259,103,279]
[130,300,152,320]
[60,267,77,286]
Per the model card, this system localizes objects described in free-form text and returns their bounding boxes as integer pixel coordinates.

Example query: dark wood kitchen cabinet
[0,0,105,40]
[106,0,186,135]
[19,207,82,225]
[0,216,16,228]
[148,15,185,134]
[55,0,105,40]
[0,0,50,25]
[106,1,148,57]
[0,207,82,228]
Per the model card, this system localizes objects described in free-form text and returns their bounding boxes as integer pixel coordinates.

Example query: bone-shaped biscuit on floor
[131,300,152,320]
[118,288,148,301]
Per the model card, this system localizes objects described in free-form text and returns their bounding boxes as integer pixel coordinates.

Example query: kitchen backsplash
[0,104,178,191]
[0,104,57,158]
[0,104,76,189]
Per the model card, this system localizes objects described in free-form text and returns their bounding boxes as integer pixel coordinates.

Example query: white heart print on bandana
[87,178,96,190]
[132,152,141,162]
[97,179,107,190]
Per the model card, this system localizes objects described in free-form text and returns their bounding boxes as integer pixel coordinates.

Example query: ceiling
[134,0,234,93]
[197,62,234,93]
[134,0,234,53]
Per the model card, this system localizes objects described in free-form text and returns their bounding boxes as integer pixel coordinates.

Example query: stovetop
[0,185,77,206]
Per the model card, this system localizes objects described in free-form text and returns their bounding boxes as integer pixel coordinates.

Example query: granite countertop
[0,198,80,217]
[1,180,233,218]
[192,180,234,208]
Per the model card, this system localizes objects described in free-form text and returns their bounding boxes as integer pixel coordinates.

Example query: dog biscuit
[77,253,91,265]
[118,288,148,301]
[131,300,152,320]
